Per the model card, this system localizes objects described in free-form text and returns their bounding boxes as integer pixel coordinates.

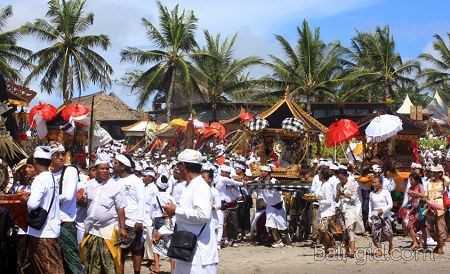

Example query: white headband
[115,154,132,168]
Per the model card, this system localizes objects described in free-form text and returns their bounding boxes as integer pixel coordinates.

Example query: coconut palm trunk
[166,69,176,122]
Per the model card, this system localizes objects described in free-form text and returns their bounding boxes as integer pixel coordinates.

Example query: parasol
[248,117,269,132]
[199,122,227,140]
[282,117,305,134]
[326,119,359,147]
[28,103,57,125]
[170,118,188,128]
[239,112,253,122]
[365,114,403,143]
[60,103,90,121]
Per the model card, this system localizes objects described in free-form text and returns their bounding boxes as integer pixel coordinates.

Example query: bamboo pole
[87,95,95,166]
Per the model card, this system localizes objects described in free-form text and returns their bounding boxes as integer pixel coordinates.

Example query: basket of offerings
[303,193,318,201]
[250,163,301,179]
[0,193,28,231]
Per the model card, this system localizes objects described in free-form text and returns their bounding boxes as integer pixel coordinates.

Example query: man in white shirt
[113,154,146,274]
[317,172,337,253]
[309,161,329,244]
[215,165,243,246]
[80,160,127,274]
[163,149,219,274]
[26,146,64,274]
[141,168,158,266]
[169,166,186,205]
[50,143,83,274]
[202,163,223,248]
[258,165,288,248]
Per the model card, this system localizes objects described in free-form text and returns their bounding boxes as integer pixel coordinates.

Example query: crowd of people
[2,140,450,274]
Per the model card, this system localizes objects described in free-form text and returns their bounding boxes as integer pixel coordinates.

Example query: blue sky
[4,0,450,109]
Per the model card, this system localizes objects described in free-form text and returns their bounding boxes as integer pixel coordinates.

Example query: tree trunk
[62,49,70,102]
[368,90,372,103]
[306,93,311,113]
[212,89,218,122]
[384,82,391,102]
[166,69,176,123]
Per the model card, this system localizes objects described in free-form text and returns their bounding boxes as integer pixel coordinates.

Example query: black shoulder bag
[27,174,56,229]
[167,222,207,262]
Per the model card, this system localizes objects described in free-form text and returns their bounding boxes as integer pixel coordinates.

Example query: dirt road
[126,236,450,274]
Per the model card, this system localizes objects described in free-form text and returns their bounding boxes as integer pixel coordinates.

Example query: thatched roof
[71,91,143,121]
[258,94,328,133]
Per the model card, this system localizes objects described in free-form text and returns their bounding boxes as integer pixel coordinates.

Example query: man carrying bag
[162,149,219,274]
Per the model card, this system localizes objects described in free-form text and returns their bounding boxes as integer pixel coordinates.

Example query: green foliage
[190,31,261,120]
[346,26,420,102]
[0,5,32,81]
[121,1,198,120]
[418,136,447,151]
[311,140,346,161]
[261,20,347,110]
[23,0,112,101]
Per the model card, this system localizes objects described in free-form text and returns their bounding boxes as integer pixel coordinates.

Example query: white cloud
[3,0,376,108]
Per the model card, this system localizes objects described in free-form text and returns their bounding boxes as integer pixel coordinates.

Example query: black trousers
[237,198,251,234]
[223,208,240,240]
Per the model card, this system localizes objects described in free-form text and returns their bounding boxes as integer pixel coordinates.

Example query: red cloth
[411,140,420,163]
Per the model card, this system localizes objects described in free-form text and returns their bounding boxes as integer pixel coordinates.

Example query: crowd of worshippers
[1,143,450,274]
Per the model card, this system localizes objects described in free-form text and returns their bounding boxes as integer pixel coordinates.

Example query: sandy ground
[125,236,450,274]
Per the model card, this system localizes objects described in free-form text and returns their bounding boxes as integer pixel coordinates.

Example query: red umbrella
[239,112,253,122]
[60,103,90,121]
[198,122,227,140]
[325,119,359,147]
[28,103,57,125]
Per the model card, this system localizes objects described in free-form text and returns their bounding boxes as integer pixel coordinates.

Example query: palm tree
[23,0,112,102]
[0,5,32,81]
[121,1,198,121]
[191,31,261,121]
[420,33,450,91]
[347,26,420,102]
[264,20,346,111]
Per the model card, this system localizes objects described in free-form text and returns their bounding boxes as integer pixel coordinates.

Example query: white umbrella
[365,114,403,143]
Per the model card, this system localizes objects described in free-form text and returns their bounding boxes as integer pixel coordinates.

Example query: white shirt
[116,174,146,227]
[310,174,321,195]
[175,175,218,266]
[53,166,79,222]
[215,175,242,203]
[144,183,158,227]
[317,179,336,218]
[210,186,222,224]
[369,189,393,219]
[260,178,283,206]
[328,175,340,190]
[27,171,61,238]
[75,177,88,225]
[171,180,187,205]
[382,176,396,192]
[310,174,323,206]
[84,178,127,233]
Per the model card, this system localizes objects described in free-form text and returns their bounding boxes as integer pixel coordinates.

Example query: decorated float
[227,94,327,180]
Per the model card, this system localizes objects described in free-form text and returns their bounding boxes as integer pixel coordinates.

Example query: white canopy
[365,114,403,143]
[122,121,149,136]
[424,91,448,125]
[396,94,414,114]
